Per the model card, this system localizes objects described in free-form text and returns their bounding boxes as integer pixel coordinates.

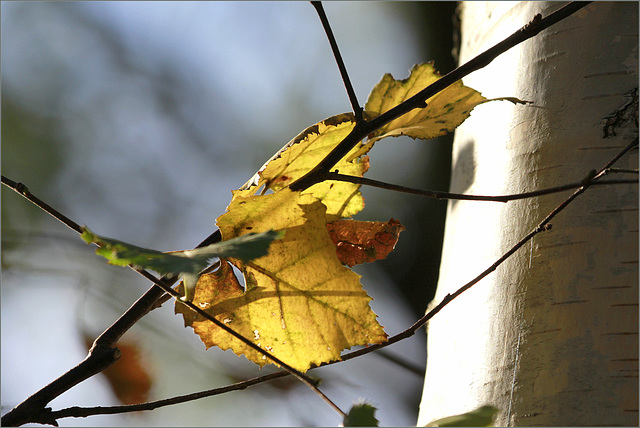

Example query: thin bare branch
[603,167,639,175]
[1,176,83,234]
[49,371,291,419]
[48,348,422,421]
[312,1,363,122]
[320,171,638,202]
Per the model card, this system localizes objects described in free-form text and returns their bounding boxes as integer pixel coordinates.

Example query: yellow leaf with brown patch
[176,189,387,372]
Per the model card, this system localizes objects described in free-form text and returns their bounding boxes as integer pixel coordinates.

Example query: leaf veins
[364,62,523,146]
[237,113,370,221]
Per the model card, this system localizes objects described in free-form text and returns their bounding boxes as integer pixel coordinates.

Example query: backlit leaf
[174,61,513,372]
[327,218,405,267]
[176,189,387,372]
[364,62,522,145]
[237,113,370,221]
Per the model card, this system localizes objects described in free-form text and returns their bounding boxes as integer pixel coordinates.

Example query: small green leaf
[425,405,498,427]
[343,401,379,427]
[180,230,285,263]
[81,226,283,277]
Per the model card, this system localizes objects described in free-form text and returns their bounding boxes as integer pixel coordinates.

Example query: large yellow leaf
[364,62,490,145]
[176,189,387,372]
[237,113,370,220]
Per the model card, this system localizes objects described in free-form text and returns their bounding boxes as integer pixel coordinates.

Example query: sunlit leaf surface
[176,189,387,371]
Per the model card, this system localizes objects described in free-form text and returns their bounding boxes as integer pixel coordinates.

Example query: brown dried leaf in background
[83,333,152,405]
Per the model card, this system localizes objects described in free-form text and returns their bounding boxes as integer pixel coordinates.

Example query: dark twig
[48,371,292,419]
[312,1,363,122]
[1,176,83,234]
[290,1,592,192]
[321,171,638,202]
[48,348,423,421]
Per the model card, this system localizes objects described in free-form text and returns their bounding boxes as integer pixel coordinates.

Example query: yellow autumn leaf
[176,189,387,372]
[365,62,504,145]
[174,62,518,373]
[236,113,370,221]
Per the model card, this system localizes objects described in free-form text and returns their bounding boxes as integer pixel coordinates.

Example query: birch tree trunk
[418,2,638,426]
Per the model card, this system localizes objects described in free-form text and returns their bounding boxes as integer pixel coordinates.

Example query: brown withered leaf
[327,218,405,267]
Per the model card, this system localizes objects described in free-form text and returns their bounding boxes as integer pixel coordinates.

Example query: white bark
[418,2,638,426]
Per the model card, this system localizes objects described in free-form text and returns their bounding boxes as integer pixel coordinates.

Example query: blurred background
[2,2,457,426]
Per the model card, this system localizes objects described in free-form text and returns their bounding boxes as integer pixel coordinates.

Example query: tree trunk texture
[418,2,638,426]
